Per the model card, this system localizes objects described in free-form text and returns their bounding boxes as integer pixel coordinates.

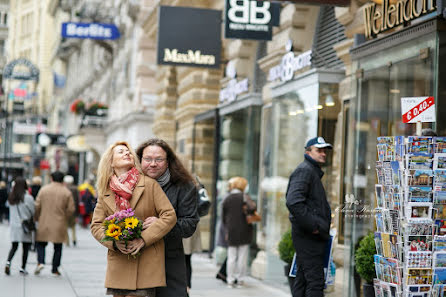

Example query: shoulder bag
[16,203,35,234]
[243,194,261,224]
[195,176,211,217]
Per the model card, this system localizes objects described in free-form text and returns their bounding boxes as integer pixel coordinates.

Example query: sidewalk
[0,222,291,297]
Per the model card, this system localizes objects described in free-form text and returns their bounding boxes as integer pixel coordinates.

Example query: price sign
[401,96,435,123]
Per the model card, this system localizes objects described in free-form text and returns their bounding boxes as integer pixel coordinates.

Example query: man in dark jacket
[286,137,332,297]
[136,138,199,297]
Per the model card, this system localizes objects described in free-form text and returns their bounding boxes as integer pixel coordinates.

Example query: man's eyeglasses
[142,157,166,164]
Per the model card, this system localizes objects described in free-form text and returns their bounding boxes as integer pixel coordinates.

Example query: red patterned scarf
[109,167,140,211]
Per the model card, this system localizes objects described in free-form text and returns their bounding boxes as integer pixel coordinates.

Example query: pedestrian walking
[285,136,332,297]
[78,179,96,227]
[222,176,253,288]
[34,171,75,276]
[0,181,8,222]
[30,176,42,200]
[91,141,176,297]
[136,138,199,297]
[64,175,79,246]
[4,177,35,275]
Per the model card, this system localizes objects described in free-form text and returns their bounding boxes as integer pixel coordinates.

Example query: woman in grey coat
[4,177,35,275]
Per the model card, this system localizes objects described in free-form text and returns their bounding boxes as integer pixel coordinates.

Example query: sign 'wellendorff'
[363,0,436,39]
[62,22,120,40]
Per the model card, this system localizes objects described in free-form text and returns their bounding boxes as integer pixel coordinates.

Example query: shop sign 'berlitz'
[225,0,280,41]
[268,41,312,83]
[363,0,436,39]
[61,22,120,40]
[157,6,221,69]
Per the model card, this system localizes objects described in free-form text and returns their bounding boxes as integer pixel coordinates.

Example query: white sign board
[401,96,435,123]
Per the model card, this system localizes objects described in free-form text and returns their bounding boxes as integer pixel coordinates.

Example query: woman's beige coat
[91,175,176,290]
[35,182,75,243]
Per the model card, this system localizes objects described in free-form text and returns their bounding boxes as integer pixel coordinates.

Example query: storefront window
[258,77,341,282]
[345,32,437,297]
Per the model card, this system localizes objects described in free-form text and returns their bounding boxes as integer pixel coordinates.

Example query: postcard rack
[374,136,446,297]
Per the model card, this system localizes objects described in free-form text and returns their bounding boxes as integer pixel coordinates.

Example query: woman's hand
[115,241,129,254]
[143,216,158,230]
[127,238,145,255]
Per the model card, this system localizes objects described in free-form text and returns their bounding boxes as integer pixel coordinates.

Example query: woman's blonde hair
[228,176,248,192]
[96,141,142,197]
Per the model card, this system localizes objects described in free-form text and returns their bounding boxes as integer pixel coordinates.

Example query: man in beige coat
[34,171,75,276]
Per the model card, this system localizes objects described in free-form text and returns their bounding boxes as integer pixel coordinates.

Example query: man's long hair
[136,138,195,185]
[8,176,27,205]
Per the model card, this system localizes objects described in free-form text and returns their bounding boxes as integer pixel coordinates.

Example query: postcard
[407,153,433,170]
[376,184,384,208]
[408,222,433,236]
[435,137,446,153]
[434,252,446,268]
[407,203,433,221]
[407,268,432,285]
[434,154,446,171]
[434,268,446,285]
[409,186,433,203]
[407,236,432,252]
[409,170,433,186]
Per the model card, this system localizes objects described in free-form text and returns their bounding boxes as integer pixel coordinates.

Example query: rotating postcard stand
[373,136,446,297]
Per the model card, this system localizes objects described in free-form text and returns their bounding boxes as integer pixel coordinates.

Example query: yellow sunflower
[125,217,139,229]
[106,224,122,240]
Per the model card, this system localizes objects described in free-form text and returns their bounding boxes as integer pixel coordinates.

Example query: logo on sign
[225,0,279,40]
[268,46,312,83]
[62,22,120,40]
[401,96,436,123]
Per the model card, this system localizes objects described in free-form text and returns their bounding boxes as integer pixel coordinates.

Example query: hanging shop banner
[157,6,221,69]
[401,96,436,123]
[61,22,120,40]
[225,0,280,40]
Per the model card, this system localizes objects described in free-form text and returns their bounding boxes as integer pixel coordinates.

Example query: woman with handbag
[4,177,35,275]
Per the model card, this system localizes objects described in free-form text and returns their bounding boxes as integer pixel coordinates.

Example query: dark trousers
[7,242,31,269]
[185,254,192,288]
[292,259,325,297]
[36,241,62,272]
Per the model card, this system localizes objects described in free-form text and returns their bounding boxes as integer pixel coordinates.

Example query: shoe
[236,281,244,288]
[52,269,61,276]
[227,283,235,289]
[34,264,44,275]
[19,268,28,275]
[216,272,227,283]
[4,262,10,275]
[73,241,76,246]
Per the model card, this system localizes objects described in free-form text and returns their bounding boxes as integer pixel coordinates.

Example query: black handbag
[16,204,35,234]
[196,176,211,217]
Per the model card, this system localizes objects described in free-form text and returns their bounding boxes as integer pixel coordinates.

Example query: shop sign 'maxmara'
[364,0,436,39]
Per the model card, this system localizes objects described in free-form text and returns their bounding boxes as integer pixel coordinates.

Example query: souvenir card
[435,192,446,205]
[407,203,433,221]
[408,170,433,186]
[409,186,433,203]
[435,137,446,153]
[382,210,399,235]
[374,279,384,297]
[387,258,401,285]
[407,236,432,252]
[391,161,402,185]
[378,137,395,161]
[435,204,446,220]
[376,184,384,208]
[407,153,433,170]
[434,252,446,268]
[381,281,391,297]
[391,186,402,210]
[434,268,446,284]
[407,222,434,236]
[376,211,385,232]
[384,188,395,209]
[395,136,406,161]
[388,283,399,297]
[436,220,446,236]
[407,285,432,297]
[434,236,446,252]
[382,233,400,258]
[432,284,446,297]
[434,170,446,192]
[408,136,433,154]
[435,154,446,170]
[406,268,432,285]
[375,232,384,255]
[406,251,432,268]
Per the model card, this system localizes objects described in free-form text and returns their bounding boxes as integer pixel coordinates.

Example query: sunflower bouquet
[101,208,143,257]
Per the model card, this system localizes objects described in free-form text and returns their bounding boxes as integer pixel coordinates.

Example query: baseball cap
[305,137,332,149]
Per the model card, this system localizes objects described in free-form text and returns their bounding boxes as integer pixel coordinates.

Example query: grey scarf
[157,168,171,187]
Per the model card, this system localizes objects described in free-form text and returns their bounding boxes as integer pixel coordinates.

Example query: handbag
[16,204,35,234]
[246,211,262,224]
[196,176,211,217]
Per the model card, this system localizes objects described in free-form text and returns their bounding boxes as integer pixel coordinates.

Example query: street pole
[2,90,7,182]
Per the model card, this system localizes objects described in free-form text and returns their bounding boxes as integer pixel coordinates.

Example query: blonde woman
[91,141,176,297]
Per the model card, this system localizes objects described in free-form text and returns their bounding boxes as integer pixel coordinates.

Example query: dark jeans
[7,242,31,269]
[185,254,192,288]
[292,259,325,297]
[36,241,63,272]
